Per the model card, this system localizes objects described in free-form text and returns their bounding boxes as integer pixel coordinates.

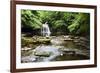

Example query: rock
[21,47,32,51]
[34,51,51,57]
[38,38,51,44]
[64,38,73,41]
[73,40,79,43]
[21,37,34,47]
[33,45,61,61]
[76,43,90,49]
[21,56,38,63]
[63,35,74,41]
[69,35,75,39]
[59,48,76,55]
[74,36,79,39]
[80,37,89,42]
[63,35,69,38]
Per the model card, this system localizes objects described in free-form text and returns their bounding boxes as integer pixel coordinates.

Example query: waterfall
[41,22,51,37]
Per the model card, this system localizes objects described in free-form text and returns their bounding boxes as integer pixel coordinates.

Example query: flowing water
[21,36,90,63]
[41,22,51,37]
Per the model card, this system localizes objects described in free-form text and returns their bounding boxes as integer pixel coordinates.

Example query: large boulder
[33,45,61,61]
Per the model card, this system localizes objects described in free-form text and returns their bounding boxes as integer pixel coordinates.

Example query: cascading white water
[41,22,51,37]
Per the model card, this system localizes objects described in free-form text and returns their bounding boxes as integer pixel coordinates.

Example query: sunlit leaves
[21,10,42,29]
[21,9,90,36]
[68,13,90,35]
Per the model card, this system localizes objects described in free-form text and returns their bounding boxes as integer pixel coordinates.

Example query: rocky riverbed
[21,35,90,63]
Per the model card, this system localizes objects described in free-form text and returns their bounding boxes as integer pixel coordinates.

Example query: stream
[21,36,90,63]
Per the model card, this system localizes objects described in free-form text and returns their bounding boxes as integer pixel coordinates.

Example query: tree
[68,13,90,36]
[21,10,42,30]
[21,9,90,36]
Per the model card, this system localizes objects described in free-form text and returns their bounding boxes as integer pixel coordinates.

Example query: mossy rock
[21,50,33,56]
[38,38,51,44]
[21,36,51,48]
[21,37,34,47]
[34,51,52,57]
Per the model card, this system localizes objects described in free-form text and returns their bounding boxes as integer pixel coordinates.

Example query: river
[21,36,90,63]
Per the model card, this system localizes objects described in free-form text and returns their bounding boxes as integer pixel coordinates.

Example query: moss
[21,36,51,48]
[34,51,52,57]
[21,37,34,48]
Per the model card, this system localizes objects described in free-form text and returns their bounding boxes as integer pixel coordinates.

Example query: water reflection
[21,38,90,63]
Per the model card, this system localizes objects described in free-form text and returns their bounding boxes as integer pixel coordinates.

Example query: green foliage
[21,10,42,29]
[68,13,90,35]
[68,13,82,33]
[54,20,66,28]
[21,9,90,36]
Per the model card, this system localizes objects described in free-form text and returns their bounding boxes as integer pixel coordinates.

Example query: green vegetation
[21,9,90,36]
[21,10,90,62]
